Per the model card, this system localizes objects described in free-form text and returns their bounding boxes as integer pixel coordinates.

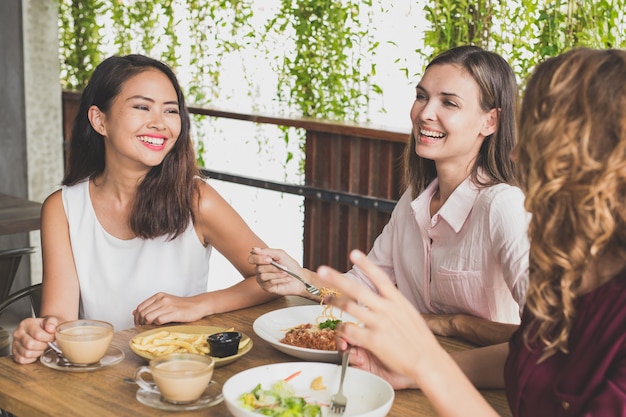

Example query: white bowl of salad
[222,361,394,417]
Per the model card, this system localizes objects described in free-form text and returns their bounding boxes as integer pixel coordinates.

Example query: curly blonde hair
[515,48,626,361]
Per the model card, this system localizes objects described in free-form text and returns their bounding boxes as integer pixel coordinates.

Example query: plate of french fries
[129,325,252,367]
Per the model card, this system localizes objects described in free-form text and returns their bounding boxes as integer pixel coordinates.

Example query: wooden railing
[62,91,409,271]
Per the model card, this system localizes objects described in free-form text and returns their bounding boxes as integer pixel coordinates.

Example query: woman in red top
[317,48,626,416]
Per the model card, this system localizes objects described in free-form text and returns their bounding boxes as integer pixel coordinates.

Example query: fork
[330,350,350,415]
[270,260,321,296]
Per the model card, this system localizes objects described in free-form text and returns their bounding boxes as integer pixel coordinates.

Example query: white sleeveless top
[62,179,211,330]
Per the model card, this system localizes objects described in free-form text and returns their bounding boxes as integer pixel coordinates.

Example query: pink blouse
[346,177,530,324]
[505,270,626,416]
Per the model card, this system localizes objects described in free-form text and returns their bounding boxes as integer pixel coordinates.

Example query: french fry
[136,330,169,345]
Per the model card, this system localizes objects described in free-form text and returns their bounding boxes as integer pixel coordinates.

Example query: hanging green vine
[108,1,179,67]
[184,0,255,105]
[183,0,257,167]
[422,0,495,56]
[109,0,132,55]
[262,0,381,170]
[422,0,626,85]
[160,0,179,65]
[265,0,379,121]
[57,0,105,90]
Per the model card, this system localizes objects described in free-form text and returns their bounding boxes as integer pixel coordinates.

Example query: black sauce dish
[207,331,242,358]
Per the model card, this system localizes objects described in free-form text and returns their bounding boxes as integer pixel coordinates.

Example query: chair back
[0,247,35,302]
[0,283,42,318]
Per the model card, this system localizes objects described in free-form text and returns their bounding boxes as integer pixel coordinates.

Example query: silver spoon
[47,342,73,366]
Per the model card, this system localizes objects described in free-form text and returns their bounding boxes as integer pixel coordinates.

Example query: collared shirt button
[561,401,570,410]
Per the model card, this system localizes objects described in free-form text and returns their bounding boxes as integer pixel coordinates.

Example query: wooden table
[0,193,42,235]
[0,296,512,417]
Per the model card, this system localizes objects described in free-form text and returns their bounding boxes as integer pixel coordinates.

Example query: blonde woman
[318,48,626,416]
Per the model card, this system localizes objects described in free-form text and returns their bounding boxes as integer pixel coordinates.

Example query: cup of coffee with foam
[134,353,215,404]
[54,319,114,365]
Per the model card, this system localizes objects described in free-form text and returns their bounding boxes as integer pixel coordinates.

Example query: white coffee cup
[54,319,114,365]
[134,353,215,404]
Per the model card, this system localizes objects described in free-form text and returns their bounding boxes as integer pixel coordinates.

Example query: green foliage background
[58,0,626,111]
[56,0,626,166]
[422,0,626,85]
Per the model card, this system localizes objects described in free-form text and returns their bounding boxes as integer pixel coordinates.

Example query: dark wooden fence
[62,91,408,272]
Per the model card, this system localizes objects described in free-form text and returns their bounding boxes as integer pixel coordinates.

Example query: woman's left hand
[133,292,204,326]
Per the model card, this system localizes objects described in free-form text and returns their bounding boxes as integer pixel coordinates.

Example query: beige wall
[23,0,65,283]
[24,0,64,204]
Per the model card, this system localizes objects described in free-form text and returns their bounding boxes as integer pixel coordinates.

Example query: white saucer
[136,380,224,411]
[40,346,125,372]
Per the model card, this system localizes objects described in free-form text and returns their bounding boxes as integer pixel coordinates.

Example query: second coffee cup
[134,353,215,404]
